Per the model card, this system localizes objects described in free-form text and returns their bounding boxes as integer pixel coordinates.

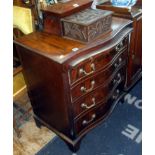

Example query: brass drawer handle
[81,97,96,109]
[81,80,95,93]
[79,63,95,76]
[116,41,124,52]
[113,73,122,84]
[82,114,96,126]
[112,89,120,100]
[119,57,123,62]
[114,57,123,68]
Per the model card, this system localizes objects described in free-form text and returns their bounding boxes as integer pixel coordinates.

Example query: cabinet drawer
[70,50,127,102]
[74,85,123,136]
[73,66,126,118]
[69,36,129,85]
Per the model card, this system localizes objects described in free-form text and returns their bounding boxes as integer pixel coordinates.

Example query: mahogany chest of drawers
[14,17,133,152]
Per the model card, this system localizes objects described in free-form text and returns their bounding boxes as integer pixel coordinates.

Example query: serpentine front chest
[14,17,133,152]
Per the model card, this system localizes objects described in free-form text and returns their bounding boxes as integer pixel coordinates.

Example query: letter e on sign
[122,124,139,140]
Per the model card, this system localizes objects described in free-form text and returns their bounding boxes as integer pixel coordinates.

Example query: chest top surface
[14,17,132,64]
[61,8,113,25]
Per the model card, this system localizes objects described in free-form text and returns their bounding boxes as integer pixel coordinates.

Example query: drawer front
[69,36,129,85]
[74,85,123,136]
[70,49,127,102]
[73,66,126,118]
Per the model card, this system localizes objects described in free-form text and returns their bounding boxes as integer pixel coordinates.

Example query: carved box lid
[61,8,113,26]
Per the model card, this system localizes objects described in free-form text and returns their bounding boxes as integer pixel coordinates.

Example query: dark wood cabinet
[14,16,133,152]
[136,0,142,6]
[128,15,142,89]
[97,3,142,90]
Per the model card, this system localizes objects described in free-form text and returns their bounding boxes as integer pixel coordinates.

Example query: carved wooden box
[61,9,113,42]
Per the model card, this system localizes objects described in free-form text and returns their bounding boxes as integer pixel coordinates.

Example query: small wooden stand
[41,0,93,35]
[97,2,142,19]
